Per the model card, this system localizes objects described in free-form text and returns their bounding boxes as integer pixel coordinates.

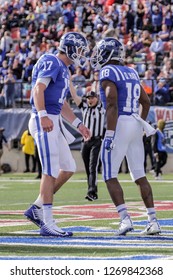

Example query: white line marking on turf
[0,179,173,183]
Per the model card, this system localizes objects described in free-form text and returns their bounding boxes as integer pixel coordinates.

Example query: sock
[43,204,53,224]
[116,204,128,220]
[33,194,43,208]
[147,207,156,222]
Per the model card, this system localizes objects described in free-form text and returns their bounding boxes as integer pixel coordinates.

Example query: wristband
[72,118,82,128]
[105,130,114,137]
[38,110,48,118]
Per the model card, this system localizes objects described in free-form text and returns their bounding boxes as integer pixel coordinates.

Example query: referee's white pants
[29,113,76,178]
[101,115,145,182]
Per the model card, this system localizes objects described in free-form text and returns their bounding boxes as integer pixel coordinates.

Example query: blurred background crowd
[0,0,173,108]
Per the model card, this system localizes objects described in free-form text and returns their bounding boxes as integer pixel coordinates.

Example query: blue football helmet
[58,32,89,67]
[91,37,125,69]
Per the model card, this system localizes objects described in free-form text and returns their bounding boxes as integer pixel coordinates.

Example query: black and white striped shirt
[78,100,106,139]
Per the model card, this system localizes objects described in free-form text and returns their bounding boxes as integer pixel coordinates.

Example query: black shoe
[85,194,98,201]
[35,175,41,179]
[24,169,30,173]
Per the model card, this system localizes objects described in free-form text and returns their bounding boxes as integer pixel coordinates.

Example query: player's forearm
[61,100,79,123]
[33,83,46,112]
[106,104,118,131]
[69,79,81,106]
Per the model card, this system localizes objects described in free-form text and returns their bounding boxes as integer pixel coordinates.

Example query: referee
[70,81,106,201]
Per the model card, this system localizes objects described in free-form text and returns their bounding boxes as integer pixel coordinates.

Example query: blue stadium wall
[1,106,173,153]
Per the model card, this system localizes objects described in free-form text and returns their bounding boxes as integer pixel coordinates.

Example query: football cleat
[24,204,44,228]
[115,215,134,236]
[40,221,73,237]
[140,219,161,235]
[85,193,98,201]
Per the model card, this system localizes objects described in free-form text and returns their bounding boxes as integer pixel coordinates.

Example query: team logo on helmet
[91,38,125,70]
[59,32,89,67]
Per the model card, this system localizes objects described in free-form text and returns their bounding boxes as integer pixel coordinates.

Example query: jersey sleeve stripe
[105,65,121,81]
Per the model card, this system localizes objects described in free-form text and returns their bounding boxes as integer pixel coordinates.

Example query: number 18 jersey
[100,64,141,116]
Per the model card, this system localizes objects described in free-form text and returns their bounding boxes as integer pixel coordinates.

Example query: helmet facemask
[67,44,89,68]
[59,32,90,67]
[91,38,125,69]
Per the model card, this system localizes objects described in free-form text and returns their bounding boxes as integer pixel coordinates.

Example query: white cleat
[140,219,161,235]
[155,175,162,180]
[115,216,134,236]
[40,220,73,237]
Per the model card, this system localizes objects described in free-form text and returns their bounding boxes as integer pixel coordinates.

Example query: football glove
[104,136,115,151]
[104,130,115,151]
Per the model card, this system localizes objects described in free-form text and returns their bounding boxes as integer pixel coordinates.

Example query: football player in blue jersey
[91,37,161,236]
[24,32,91,237]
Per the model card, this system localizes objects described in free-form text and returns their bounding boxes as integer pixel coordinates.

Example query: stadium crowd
[0,0,173,108]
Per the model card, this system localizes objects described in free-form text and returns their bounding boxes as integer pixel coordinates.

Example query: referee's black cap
[86,91,98,98]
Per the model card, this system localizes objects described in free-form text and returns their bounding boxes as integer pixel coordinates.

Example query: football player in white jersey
[91,37,161,236]
[24,32,91,237]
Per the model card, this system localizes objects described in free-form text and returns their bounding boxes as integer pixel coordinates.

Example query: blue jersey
[30,54,70,115]
[100,64,141,116]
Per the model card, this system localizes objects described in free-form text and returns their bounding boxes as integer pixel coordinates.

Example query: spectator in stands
[136,1,145,30]
[0,60,8,80]
[162,59,173,79]
[62,1,76,30]
[0,48,6,67]
[93,24,104,42]
[3,67,16,108]
[164,4,173,32]
[0,92,5,109]
[56,16,65,39]
[132,34,144,54]
[11,57,23,100]
[154,79,170,106]
[125,40,135,59]
[16,42,29,64]
[0,31,13,54]
[71,66,86,97]
[125,4,135,34]
[22,57,33,82]
[158,23,170,42]
[18,6,28,31]
[150,2,163,34]
[82,4,94,34]
[141,30,153,48]
[149,34,164,66]
[141,69,157,104]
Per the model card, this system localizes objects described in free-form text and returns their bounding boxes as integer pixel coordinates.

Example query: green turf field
[0,172,173,260]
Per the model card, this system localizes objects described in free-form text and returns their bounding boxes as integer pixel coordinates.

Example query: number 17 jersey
[100,64,141,116]
[30,54,70,115]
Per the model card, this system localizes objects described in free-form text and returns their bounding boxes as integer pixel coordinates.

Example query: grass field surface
[0,172,173,260]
